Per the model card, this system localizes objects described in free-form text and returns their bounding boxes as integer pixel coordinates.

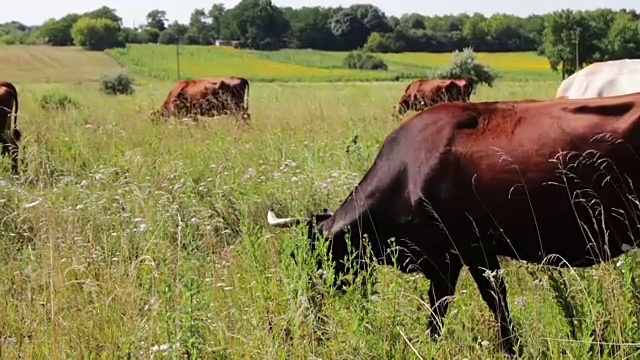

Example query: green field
[107,44,560,83]
[0,45,638,359]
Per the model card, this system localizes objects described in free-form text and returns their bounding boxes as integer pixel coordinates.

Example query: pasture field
[0,45,123,84]
[0,46,639,359]
[108,44,559,83]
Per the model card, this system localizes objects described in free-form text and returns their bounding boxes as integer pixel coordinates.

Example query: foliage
[99,70,135,95]
[343,50,388,71]
[37,14,81,46]
[542,9,640,78]
[146,9,168,32]
[433,47,500,89]
[226,0,290,50]
[37,89,78,110]
[70,17,121,51]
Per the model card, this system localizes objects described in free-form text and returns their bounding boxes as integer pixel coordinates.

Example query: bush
[432,47,500,90]
[38,90,78,110]
[343,50,388,71]
[70,16,120,51]
[99,70,135,95]
[363,32,391,53]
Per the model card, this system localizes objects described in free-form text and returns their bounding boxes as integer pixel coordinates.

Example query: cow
[266,93,640,355]
[0,81,21,175]
[395,78,473,116]
[556,59,640,99]
[154,77,250,122]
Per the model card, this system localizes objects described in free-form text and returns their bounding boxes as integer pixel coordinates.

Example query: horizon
[0,0,638,27]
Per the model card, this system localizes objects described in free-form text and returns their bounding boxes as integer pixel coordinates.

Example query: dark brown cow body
[268,93,640,355]
[157,77,250,121]
[396,78,473,115]
[0,81,21,175]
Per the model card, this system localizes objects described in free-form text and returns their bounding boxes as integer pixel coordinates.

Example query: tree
[158,29,178,44]
[38,14,80,46]
[433,47,500,92]
[330,9,369,49]
[185,8,211,45]
[84,6,122,30]
[542,10,588,78]
[350,4,390,34]
[146,10,167,32]
[285,6,338,49]
[70,17,120,51]
[228,0,290,50]
[208,4,226,40]
[605,12,640,59]
[139,28,160,43]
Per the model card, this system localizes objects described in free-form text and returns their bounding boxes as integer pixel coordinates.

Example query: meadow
[107,44,558,83]
[0,45,639,359]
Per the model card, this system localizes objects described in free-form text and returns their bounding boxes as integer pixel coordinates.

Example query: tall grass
[0,79,638,358]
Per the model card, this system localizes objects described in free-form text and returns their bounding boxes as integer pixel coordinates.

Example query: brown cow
[155,76,250,122]
[267,93,640,355]
[0,81,21,175]
[395,78,473,115]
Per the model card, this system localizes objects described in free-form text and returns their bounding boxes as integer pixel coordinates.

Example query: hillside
[108,44,559,83]
[0,45,123,83]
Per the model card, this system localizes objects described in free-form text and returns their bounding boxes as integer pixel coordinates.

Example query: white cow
[555,58,640,99]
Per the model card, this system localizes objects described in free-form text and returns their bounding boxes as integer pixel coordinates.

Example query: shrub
[99,70,135,95]
[38,90,78,110]
[70,16,120,51]
[432,47,500,91]
[343,50,388,71]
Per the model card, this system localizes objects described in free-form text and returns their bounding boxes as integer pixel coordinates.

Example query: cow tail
[3,82,20,142]
[244,79,250,113]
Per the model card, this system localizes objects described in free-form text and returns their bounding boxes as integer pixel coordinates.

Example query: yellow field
[379,51,550,70]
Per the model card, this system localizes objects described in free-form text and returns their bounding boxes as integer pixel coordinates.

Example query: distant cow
[0,81,21,175]
[267,93,640,355]
[556,59,640,99]
[395,78,473,115]
[156,77,250,122]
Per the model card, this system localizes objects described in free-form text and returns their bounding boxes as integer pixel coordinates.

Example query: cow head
[395,95,410,116]
[454,78,474,100]
[268,208,357,289]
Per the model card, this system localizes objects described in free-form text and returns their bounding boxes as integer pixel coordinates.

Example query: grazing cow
[0,81,21,175]
[556,59,640,99]
[267,93,640,355]
[395,78,473,115]
[156,77,250,122]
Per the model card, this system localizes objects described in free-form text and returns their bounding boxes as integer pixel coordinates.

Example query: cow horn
[267,208,303,227]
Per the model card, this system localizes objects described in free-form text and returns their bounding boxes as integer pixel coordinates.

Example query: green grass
[107,44,410,83]
[107,44,562,83]
[0,45,123,83]
[0,45,638,359]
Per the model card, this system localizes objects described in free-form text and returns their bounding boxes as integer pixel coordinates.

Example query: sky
[1,0,638,27]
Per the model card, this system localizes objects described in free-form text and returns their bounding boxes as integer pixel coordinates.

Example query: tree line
[1,1,639,77]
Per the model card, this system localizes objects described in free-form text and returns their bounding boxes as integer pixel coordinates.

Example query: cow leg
[0,136,18,176]
[425,250,463,339]
[465,250,520,356]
